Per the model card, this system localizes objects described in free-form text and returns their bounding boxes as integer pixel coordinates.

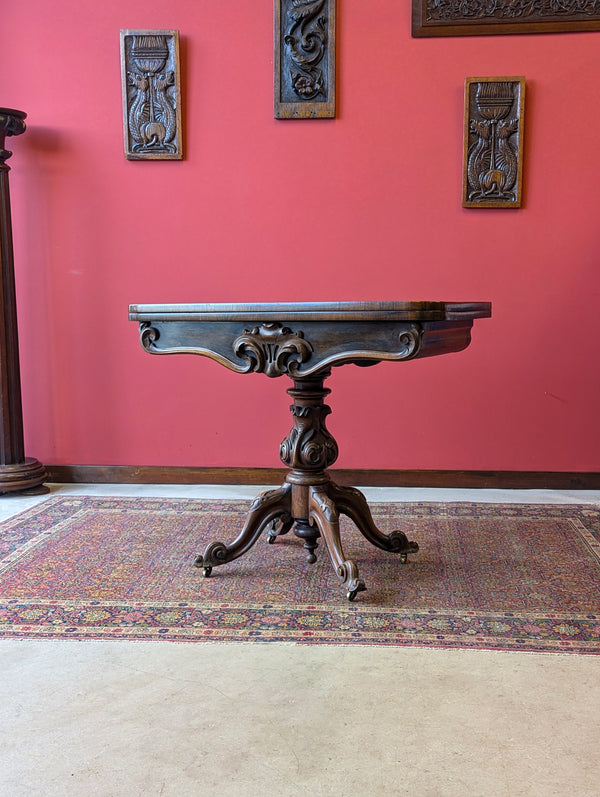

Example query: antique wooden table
[129,301,491,600]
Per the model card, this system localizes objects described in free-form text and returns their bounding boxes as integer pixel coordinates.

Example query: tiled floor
[2,484,600,796]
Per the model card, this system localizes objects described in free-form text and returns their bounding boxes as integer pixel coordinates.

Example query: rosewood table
[129,301,491,600]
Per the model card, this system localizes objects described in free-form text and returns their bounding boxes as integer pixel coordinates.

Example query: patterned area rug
[1,496,599,653]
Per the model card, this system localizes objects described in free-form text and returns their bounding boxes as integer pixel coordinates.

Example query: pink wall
[1,2,599,472]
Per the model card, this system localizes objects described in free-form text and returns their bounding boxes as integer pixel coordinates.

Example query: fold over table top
[129,301,491,323]
[129,301,492,378]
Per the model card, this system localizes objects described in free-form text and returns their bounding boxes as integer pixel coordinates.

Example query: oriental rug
[1,496,599,653]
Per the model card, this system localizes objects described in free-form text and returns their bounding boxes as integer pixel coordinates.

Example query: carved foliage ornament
[120,30,183,160]
[463,77,525,209]
[279,404,339,470]
[413,0,600,35]
[138,321,423,375]
[429,0,600,21]
[234,324,314,378]
[138,321,313,376]
[275,0,336,119]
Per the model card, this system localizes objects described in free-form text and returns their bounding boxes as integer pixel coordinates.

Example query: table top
[128,301,492,323]
[130,300,492,378]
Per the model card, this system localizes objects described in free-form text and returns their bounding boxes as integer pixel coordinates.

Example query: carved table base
[194,373,418,600]
[130,300,491,600]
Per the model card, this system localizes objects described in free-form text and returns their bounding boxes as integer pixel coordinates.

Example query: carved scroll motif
[139,322,160,351]
[428,0,600,23]
[413,0,600,36]
[234,324,314,377]
[274,0,336,119]
[279,404,339,470]
[120,30,182,160]
[463,77,525,209]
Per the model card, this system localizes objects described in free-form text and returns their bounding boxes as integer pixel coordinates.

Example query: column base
[0,458,48,495]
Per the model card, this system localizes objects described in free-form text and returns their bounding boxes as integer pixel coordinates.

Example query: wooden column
[0,108,46,494]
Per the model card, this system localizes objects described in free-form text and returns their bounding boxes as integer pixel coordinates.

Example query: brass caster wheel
[347,589,358,601]
[400,553,408,564]
[202,566,212,577]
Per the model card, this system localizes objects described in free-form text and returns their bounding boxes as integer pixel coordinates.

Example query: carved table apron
[129,301,491,600]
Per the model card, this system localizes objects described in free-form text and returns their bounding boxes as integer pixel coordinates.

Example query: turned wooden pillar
[0,108,46,494]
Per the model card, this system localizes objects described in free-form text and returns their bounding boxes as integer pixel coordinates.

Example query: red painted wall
[2,2,599,472]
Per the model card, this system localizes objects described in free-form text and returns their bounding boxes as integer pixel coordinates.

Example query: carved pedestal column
[277,374,338,562]
[279,375,338,482]
[0,108,46,494]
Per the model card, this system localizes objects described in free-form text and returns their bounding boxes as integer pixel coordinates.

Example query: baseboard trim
[44,465,600,490]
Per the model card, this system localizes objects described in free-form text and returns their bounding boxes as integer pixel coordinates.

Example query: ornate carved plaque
[274,0,336,119]
[120,30,182,160]
[463,77,525,209]
[412,0,600,37]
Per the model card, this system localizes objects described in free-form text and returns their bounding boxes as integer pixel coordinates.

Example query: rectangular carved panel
[412,0,600,37]
[274,0,336,119]
[120,30,183,160]
[462,77,525,209]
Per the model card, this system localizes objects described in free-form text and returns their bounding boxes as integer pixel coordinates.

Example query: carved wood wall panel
[274,0,336,119]
[413,0,600,36]
[120,30,182,160]
[462,77,525,209]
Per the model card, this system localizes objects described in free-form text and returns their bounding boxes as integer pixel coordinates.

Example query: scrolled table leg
[308,485,366,600]
[328,482,419,562]
[195,483,292,576]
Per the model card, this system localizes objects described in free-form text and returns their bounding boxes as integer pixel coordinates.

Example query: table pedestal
[194,372,418,600]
